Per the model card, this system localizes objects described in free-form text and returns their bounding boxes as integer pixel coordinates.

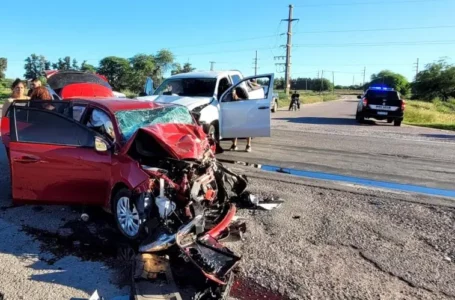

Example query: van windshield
[154,78,217,97]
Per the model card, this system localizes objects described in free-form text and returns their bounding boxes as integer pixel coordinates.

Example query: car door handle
[14,156,40,163]
[258,106,269,110]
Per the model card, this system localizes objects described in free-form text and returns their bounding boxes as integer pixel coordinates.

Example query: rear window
[366,90,400,101]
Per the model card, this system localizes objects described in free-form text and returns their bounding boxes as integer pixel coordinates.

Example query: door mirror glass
[95,136,109,152]
[220,75,273,103]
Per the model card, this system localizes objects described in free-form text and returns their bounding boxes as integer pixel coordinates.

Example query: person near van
[229,86,252,152]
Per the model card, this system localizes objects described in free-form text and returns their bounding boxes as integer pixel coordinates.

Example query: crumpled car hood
[124,123,210,160]
[137,95,212,110]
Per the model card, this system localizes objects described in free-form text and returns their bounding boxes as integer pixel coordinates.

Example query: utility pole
[319,70,324,95]
[332,71,335,94]
[253,51,258,75]
[362,66,366,87]
[414,58,419,78]
[209,61,216,71]
[282,4,299,95]
[352,75,355,86]
[305,78,308,91]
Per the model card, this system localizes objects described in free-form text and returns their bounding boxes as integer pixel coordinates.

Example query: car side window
[73,105,87,122]
[12,107,95,147]
[86,108,115,141]
[231,75,241,85]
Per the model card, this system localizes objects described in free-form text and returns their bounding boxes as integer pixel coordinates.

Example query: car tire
[387,118,393,123]
[355,111,364,123]
[394,120,402,127]
[113,188,142,240]
[271,100,278,113]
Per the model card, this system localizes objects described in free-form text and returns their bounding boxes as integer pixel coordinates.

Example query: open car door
[8,101,112,205]
[218,74,274,139]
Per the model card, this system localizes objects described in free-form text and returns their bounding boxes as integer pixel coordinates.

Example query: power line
[295,0,453,7]
[294,25,455,35]
[294,40,455,48]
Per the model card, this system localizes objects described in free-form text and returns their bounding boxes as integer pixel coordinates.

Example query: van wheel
[394,120,402,127]
[113,188,142,240]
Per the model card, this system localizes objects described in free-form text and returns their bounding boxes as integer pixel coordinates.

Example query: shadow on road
[276,117,360,125]
[420,134,455,140]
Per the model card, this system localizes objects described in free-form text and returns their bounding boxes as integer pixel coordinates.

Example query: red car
[1,98,246,245]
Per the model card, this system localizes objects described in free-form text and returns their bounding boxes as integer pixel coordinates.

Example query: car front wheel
[394,120,402,127]
[113,188,142,240]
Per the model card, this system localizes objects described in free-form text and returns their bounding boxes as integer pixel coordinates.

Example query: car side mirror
[95,136,109,152]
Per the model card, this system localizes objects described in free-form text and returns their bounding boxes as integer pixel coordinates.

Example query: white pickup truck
[137,70,275,141]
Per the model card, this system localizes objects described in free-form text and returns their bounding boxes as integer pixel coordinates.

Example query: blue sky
[1,0,454,86]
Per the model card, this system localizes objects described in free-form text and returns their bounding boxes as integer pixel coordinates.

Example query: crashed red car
[1,98,247,244]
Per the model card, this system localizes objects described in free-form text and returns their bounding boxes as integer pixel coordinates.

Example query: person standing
[1,78,30,117]
[27,78,42,97]
[288,90,300,110]
[229,86,252,152]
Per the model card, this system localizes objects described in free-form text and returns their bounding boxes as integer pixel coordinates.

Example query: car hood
[123,123,210,161]
[137,95,213,110]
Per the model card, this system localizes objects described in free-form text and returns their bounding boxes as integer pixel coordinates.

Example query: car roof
[169,70,241,79]
[68,97,170,112]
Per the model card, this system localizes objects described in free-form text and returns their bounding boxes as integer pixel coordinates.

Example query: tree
[129,54,156,92]
[24,54,51,79]
[369,70,410,95]
[152,49,174,86]
[80,61,97,73]
[72,58,79,70]
[171,62,195,75]
[97,56,131,91]
[413,58,455,101]
[52,56,73,70]
[0,58,7,79]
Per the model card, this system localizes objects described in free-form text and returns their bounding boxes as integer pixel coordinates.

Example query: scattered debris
[242,193,284,211]
[81,213,90,222]
[89,290,104,300]
[444,256,452,262]
[292,216,301,220]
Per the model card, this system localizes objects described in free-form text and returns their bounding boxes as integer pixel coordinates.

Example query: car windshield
[153,78,217,97]
[367,90,400,101]
[115,106,195,141]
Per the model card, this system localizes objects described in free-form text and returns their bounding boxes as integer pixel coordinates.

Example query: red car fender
[206,204,237,238]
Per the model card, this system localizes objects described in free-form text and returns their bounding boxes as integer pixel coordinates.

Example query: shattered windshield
[153,78,216,97]
[115,106,195,141]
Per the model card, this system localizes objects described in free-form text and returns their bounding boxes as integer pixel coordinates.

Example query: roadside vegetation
[404,99,455,130]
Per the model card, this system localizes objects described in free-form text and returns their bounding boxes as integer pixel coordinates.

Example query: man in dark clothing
[289,90,301,110]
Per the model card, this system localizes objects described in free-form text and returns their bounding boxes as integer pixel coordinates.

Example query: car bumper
[362,109,403,120]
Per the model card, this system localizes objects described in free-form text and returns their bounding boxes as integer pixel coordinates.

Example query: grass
[276,90,340,108]
[404,99,455,131]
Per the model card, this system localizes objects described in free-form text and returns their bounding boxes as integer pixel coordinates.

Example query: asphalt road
[219,96,455,191]
[0,97,454,299]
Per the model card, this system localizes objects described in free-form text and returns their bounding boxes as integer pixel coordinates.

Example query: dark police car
[355,86,405,126]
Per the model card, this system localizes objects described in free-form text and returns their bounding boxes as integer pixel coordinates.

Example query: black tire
[394,120,402,127]
[271,100,278,113]
[355,111,364,123]
[112,188,142,240]
[387,118,393,123]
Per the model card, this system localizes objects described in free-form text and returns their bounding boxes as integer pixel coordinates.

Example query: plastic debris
[89,290,103,300]
[81,213,90,222]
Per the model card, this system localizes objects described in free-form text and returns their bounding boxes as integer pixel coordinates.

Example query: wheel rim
[208,125,216,141]
[117,196,140,237]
